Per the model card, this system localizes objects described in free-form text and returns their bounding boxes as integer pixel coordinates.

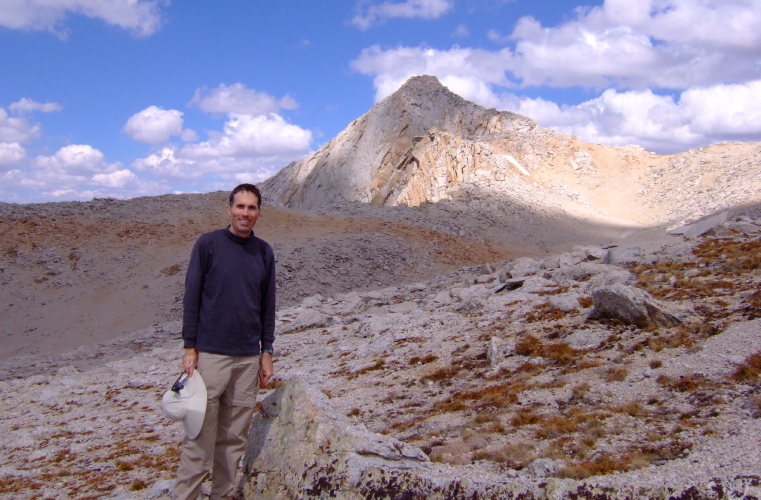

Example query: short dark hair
[229,183,262,208]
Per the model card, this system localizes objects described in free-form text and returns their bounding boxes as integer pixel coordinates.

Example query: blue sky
[1,0,760,204]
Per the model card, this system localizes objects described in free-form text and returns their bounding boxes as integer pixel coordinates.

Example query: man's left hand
[259,352,274,387]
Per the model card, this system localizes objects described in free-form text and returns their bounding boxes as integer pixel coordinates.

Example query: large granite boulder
[591,283,683,328]
[241,377,429,499]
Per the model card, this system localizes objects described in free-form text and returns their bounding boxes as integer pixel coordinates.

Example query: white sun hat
[161,371,207,439]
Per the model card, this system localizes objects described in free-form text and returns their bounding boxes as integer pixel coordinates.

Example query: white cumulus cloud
[122,106,187,144]
[182,114,313,159]
[131,147,199,180]
[351,0,453,30]
[0,0,167,38]
[92,169,139,188]
[35,144,116,176]
[352,45,512,102]
[507,0,761,89]
[501,80,761,153]
[0,142,27,170]
[8,98,62,114]
[131,112,314,191]
[0,108,42,143]
[0,143,167,203]
[190,83,298,116]
[125,84,315,197]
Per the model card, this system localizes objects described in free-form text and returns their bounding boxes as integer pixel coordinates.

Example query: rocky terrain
[1,76,760,498]
[1,205,760,499]
[245,207,761,498]
[0,193,509,371]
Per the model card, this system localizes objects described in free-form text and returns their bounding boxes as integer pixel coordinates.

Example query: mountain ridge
[263,75,761,230]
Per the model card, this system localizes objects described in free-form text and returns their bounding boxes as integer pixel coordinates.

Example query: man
[174,183,276,500]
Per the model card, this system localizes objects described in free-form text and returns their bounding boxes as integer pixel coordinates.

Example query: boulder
[509,257,541,278]
[487,336,517,367]
[277,307,335,334]
[563,329,609,350]
[573,245,608,261]
[557,252,582,267]
[668,210,729,238]
[454,284,491,312]
[605,246,642,266]
[550,262,629,285]
[520,276,558,294]
[548,293,581,312]
[526,458,565,478]
[493,276,527,293]
[241,377,429,499]
[591,284,682,328]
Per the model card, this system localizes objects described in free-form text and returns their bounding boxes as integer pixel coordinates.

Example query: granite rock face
[241,377,430,499]
[262,76,761,231]
[262,75,539,210]
[591,283,684,328]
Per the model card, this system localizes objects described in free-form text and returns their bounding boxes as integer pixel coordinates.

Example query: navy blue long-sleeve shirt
[182,227,276,356]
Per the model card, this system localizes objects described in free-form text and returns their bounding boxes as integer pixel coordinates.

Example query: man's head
[227,184,262,238]
[229,183,261,209]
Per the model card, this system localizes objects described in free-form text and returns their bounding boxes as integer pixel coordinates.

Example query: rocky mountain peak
[261,74,538,210]
[263,75,760,229]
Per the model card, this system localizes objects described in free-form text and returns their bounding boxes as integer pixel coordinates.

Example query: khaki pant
[174,352,261,500]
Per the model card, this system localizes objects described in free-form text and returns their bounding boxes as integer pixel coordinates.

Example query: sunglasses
[171,372,188,393]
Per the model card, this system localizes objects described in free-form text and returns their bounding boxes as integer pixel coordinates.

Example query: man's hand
[183,348,198,376]
[259,352,274,387]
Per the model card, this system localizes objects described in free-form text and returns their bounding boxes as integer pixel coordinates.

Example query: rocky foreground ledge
[243,378,760,500]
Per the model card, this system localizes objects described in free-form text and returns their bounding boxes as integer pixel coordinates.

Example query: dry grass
[730,351,761,383]
[558,454,631,479]
[534,415,579,439]
[693,237,761,274]
[473,440,535,468]
[525,304,568,322]
[657,374,710,392]
[514,335,582,366]
[743,290,761,320]
[603,366,628,382]
[578,296,594,308]
[429,441,471,465]
[347,359,385,379]
[630,235,760,303]
[611,401,645,417]
[422,365,461,382]
[510,408,543,427]
[646,323,716,352]
[410,354,439,365]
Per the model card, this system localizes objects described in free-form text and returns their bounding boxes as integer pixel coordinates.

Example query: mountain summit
[263,75,537,207]
[263,75,761,228]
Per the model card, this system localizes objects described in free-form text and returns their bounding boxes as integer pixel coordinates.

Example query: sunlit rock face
[262,75,761,231]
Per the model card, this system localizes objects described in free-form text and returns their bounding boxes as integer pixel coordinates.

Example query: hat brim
[183,371,207,439]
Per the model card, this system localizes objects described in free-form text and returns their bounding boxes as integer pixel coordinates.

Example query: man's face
[227,190,261,238]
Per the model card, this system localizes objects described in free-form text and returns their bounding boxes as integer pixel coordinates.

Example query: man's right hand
[183,348,198,376]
